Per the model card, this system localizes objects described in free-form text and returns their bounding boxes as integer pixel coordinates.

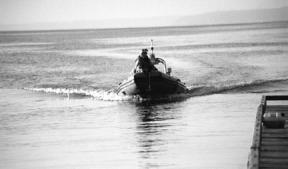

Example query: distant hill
[1,7,287,31]
[175,7,288,26]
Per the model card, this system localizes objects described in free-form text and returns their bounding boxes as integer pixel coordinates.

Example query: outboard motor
[167,67,172,75]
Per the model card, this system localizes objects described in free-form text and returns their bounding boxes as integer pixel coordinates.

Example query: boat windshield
[154,57,167,73]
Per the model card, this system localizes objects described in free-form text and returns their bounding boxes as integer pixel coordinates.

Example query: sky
[0,0,287,30]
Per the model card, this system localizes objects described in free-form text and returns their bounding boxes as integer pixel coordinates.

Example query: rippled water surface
[1,21,288,169]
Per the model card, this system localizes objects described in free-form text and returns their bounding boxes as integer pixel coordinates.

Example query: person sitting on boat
[133,49,156,73]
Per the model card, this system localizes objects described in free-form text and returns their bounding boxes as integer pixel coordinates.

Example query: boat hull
[116,71,188,97]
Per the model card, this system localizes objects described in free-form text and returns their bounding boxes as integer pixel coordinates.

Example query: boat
[115,43,188,97]
[115,70,188,97]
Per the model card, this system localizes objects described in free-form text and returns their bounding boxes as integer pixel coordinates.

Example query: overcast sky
[0,0,287,29]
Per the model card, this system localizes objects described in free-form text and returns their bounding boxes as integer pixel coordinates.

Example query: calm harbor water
[1,21,288,169]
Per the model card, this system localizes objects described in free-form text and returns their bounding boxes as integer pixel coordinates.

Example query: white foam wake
[25,87,135,101]
[25,87,193,102]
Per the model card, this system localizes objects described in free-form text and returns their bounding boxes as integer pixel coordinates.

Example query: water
[1,21,288,169]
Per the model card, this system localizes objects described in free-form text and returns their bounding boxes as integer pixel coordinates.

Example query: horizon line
[1,20,287,33]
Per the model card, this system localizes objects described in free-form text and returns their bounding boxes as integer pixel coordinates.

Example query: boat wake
[25,87,133,101]
[188,78,288,96]
[25,78,288,102]
[25,87,192,102]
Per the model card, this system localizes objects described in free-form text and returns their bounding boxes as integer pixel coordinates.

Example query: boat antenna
[150,39,154,54]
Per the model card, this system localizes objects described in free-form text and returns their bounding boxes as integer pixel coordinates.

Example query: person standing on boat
[133,49,156,73]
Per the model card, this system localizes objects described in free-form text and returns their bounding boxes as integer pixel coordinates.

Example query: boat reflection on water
[134,102,182,168]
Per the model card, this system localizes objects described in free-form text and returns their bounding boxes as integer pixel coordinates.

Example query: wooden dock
[248,95,288,169]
